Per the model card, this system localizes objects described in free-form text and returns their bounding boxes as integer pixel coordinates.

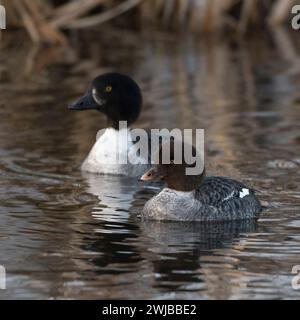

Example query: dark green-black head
[68,73,142,129]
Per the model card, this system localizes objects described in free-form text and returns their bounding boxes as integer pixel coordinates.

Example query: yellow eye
[105,86,112,93]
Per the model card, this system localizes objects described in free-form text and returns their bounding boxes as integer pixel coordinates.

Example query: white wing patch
[239,188,249,198]
[222,188,250,202]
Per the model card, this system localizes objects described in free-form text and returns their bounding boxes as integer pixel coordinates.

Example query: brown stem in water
[61,0,144,29]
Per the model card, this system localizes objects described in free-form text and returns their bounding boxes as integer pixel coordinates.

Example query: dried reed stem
[268,0,296,26]
[12,0,66,45]
[51,0,105,27]
[62,0,144,29]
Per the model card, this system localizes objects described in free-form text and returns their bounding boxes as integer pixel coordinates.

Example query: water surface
[0,28,300,299]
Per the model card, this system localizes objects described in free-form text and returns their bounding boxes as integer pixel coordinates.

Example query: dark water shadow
[139,220,257,291]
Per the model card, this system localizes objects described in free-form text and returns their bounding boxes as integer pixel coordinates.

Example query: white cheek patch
[92,88,105,106]
[239,188,249,198]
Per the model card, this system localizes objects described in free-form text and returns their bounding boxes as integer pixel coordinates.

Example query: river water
[0,27,300,299]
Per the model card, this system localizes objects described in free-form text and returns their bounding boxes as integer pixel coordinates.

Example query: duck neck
[107,117,120,130]
[167,167,206,192]
[106,116,134,131]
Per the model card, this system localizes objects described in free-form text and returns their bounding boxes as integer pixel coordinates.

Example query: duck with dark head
[140,142,262,222]
[69,73,150,177]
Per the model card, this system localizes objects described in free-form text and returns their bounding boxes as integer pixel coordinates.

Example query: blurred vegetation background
[1,0,298,45]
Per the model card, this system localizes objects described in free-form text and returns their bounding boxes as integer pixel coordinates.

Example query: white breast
[81,128,146,176]
[143,188,200,221]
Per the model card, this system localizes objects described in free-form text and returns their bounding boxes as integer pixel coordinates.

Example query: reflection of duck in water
[69,73,151,177]
[139,220,258,295]
[141,220,257,252]
[78,173,155,279]
[141,143,262,222]
[82,172,158,223]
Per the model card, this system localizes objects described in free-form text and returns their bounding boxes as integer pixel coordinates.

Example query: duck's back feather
[142,176,262,222]
[196,176,254,206]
